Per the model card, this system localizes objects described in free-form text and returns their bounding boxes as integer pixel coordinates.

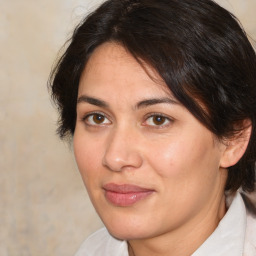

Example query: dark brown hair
[49,0,256,192]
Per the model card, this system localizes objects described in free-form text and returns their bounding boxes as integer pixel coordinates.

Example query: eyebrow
[77,95,179,109]
[136,97,179,109]
[77,95,109,108]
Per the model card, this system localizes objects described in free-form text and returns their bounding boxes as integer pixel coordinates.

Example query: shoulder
[241,192,256,255]
[74,227,128,256]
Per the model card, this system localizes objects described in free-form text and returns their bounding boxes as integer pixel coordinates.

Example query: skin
[73,42,230,256]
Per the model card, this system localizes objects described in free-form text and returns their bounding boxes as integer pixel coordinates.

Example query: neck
[128,194,227,256]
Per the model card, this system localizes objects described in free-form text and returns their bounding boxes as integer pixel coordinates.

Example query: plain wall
[0,0,255,255]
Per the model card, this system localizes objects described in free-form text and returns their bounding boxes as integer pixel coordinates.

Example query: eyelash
[142,113,173,128]
[81,112,111,126]
[81,112,173,128]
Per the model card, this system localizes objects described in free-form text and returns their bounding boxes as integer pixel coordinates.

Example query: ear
[220,119,252,168]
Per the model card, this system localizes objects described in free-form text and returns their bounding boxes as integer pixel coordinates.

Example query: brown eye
[85,113,111,125]
[93,114,105,124]
[152,116,166,125]
[144,114,171,127]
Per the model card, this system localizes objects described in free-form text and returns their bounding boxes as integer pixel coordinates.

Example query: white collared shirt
[75,192,256,256]
[192,192,246,256]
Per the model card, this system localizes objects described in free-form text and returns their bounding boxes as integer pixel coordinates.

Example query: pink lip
[103,183,154,207]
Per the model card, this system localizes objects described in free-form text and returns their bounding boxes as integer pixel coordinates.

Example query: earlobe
[220,120,252,168]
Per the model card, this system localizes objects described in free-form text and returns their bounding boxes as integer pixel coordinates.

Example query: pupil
[153,116,165,125]
[93,114,104,124]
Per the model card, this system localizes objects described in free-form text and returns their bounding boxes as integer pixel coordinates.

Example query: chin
[93,197,160,240]
[102,215,156,241]
[107,226,146,241]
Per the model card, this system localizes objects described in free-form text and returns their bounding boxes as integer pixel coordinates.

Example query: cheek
[147,136,223,216]
[73,132,104,184]
[147,138,192,177]
[148,134,220,184]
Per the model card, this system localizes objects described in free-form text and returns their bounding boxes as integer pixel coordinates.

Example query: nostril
[102,148,143,172]
[102,155,126,172]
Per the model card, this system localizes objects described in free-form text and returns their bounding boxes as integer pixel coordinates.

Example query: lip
[103,183,154,207]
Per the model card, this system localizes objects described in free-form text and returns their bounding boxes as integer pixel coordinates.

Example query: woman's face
[73,42,228,240]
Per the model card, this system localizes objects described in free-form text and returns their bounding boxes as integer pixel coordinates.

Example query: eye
[143,114,172,127]
[83,113,111,126]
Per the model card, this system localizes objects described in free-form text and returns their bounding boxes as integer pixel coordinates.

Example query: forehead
[79,42,172,99]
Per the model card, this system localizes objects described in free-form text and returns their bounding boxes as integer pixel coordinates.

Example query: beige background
[0,0,255,255]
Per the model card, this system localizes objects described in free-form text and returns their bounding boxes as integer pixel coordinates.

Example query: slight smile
[103,183,155,207]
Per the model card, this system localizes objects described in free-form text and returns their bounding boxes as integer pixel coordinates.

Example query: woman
[49,0,256,255]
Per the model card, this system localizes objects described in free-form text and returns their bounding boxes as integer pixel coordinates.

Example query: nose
[102,127,143,172]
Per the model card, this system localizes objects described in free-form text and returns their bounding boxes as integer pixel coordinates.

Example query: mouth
[103,183,155,207]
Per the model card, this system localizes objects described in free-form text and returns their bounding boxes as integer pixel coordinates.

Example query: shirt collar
[192,192,246,256]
